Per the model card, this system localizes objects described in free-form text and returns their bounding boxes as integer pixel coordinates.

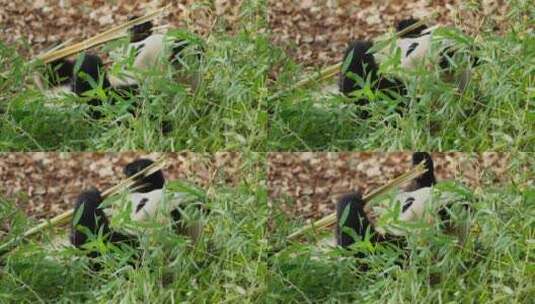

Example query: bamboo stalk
[153,24,171,32]
[35,6,169,64]
[0,156,167,254]
[268,13,438,101]
[286,163,427,241]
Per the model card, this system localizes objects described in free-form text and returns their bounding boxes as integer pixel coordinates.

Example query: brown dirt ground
[268,152,532,222]
[0,0,243,57]
[268,0,510,68]
[0,152,243,220]
[2,1,510,67]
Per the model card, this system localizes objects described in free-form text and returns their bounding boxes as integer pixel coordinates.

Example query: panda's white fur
[129,188,165,222]
[129,189,191,223]
[373,25,450,72]
[397,25,438,69]
[131,34,168,71]
[128,187,204,243]
[372,187,434,236]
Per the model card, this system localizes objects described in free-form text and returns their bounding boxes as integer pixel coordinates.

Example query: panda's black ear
[123,158,155,177]
[396,18,428,38]
[412,152,432,166]
[411,152,436,188]
[128,16,153,43]
[124,158,165,192]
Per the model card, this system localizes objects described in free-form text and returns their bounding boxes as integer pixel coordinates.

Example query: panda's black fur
[396,18,429,38]
[41,19,201,125]
[339,41,407,98]
[411,151,436,189]
[67,53,141,119]
[338,19,414,98]
[339,40,407,118]
[128,17,153,43]
[123,158,165,193]
[126,17,203,75]
[336,153,430,248]
[123,158,183,225]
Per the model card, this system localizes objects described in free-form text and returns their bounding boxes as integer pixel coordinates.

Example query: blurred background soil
[0,152,242,219]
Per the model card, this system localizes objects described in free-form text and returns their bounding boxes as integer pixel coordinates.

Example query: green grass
[268,3,535,151]
[0,1,268,152]
[1,2,533,152]
[268,154,535,303]
[0,152,267,302]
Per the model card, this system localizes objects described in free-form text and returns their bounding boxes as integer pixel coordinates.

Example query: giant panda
[70,158,205,268]
[40,19,202,121]
[339,18,479,116]
[335,152,470,268]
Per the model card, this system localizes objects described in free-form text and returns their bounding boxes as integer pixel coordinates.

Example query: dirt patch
[0,152,243,219]
[268,0,510,68]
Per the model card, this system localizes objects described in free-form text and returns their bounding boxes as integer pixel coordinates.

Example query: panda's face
[130,188,164,222]
[398,34,432,69]
[397,187,432,222]
[396,26,449,69]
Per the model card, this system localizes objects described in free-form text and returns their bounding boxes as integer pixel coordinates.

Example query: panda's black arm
[71,188,138,248]
[107,231,139,248]
[45,58,74,87]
